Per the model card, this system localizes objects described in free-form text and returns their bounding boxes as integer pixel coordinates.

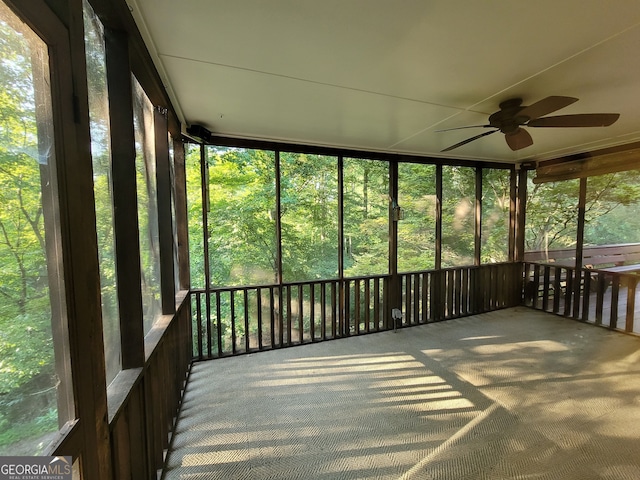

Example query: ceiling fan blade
[528,113,619,128]
[505,128,533,151]
[435,124,491,132]
[441,130,497,152]
[518,96,578,121]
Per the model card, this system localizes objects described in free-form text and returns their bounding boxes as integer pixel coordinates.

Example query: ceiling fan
[439,96,620,152]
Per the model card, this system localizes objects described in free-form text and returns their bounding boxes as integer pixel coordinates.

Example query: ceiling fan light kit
[441,96,620,152]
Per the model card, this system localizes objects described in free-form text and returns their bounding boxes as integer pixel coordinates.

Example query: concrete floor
[163,307,640,479]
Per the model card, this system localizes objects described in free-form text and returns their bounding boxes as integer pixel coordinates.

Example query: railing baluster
[298,284,304,344]
[286,286,292,345]
[257,287,263,350]
[460,269,467,315]
[364,279,371,333]
[344,280,351,336]
[413,274,420,325]
[610,277,620,329]
[321,282,327,341]
[625,276,637,333]
[542,266,550,312]
[374,277,381,330]
[595,273,605,325]
[446,270,454,318]
[581,272,590,322]
[244,289,250,352]
[196,292,203,360]
[206,289,212,358]
[277,285,284,347]
[215,291,222,357]
[564,268,573,317]
[532,264,541,309]
[496,265,502,310]
[310,283,316,342]
[269,287,275,348]
[331,281,337,339]
[421,273,429,323]
[572,270,582,320]
[230,290,237,355]
[455,268,463,316]
[553,266,561,314]
[354,279,361,334]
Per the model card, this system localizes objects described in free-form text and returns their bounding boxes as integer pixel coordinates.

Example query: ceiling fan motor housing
[489,98,530,134]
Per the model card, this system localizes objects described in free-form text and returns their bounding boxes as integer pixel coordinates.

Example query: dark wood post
[105,27,145,369]
[155,106,176,314]
[574,177,587,318]
[173,138,191,291]
[508,166,517,262]
[388,160,401,328]
[475,166,482,265]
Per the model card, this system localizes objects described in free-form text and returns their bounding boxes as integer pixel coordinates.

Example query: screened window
[343,158,389,277]
[186,143,204,289]
[280,153,338,282]
[83,0,120,386]
[169,135,180,292]
[132,77,162,333]
[207,146,277,287]
[398,163,437,272]
[0,1,73,454]
[442,166,475,267]
[481,168,511,263]
[583,171,640,250]
[525,177,579,262]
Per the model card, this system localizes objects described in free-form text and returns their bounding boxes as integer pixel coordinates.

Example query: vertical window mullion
[338,155,344,279]
[475,166,482,266]
[509,166,517,262]
[435,164,443,270]
[275,150,283,284]
[172,138,191,291]
[154,106,176,314]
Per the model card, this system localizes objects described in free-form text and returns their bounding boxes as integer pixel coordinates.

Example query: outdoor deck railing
[523,262,640,334]
[190,262,522,360]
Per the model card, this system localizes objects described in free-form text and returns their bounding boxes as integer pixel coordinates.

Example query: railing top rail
[398,261,515,276]
[190,273,394,294]
[189,263,520,295]
[525,242,640,260]
[523,260,640,279]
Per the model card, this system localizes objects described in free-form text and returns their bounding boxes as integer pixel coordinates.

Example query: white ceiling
[129,0,640,164]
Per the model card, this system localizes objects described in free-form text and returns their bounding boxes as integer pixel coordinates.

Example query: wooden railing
[190,263,522,360]
[523,262,640,334]
[524,243,640,268]
[108,294,192,479]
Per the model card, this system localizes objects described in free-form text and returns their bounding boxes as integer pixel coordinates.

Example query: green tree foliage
[398,163,437,272]
[583,171,640,246]
[280,152,339,281]
[185,144,204,288]
[525,172,639,252]
[0,16,58,451]
[525,170,640,252]
[481,169,510,263]
[442,166,475,267]
[133,79,162,332]
[207,146,277,286]
[525,178,579,251]
[343,158,388,276]
[84,0,121,385]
